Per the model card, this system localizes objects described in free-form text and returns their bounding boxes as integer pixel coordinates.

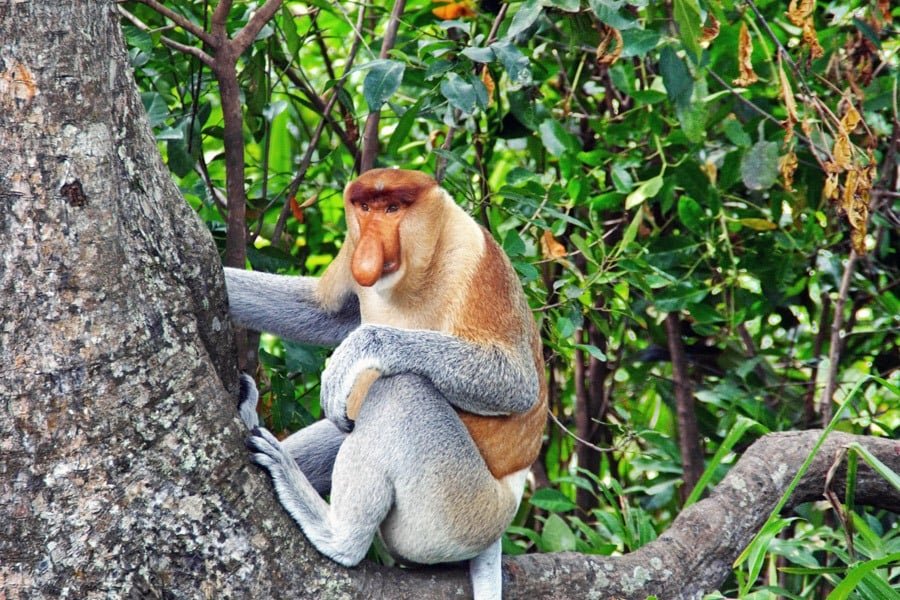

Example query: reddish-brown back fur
[455,231,547,478]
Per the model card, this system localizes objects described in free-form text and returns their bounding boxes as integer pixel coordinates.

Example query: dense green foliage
[123,0,898,596]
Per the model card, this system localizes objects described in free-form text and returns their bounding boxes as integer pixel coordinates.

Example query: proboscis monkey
[226,168,547,600]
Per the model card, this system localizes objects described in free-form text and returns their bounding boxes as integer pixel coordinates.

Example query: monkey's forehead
[347,169,437,199]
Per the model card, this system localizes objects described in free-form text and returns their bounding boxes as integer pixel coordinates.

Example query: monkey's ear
[317,244,356,312]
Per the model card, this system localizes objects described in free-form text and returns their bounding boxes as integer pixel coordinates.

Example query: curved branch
[336,431,899,599]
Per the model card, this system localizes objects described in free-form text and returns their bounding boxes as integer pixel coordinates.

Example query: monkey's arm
[224,267,360,346]
[321,324,539,431]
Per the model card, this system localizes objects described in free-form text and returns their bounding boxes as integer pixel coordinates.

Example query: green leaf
[684,417,766,507]
[738,218,778,231]
[281,5,300,61]
[440,72,477,114]
[625,175,663,209]
[490,40,532,86]
[141,92,169,128]
[723,118,752,147]
[654,282,708,312]
[506,0,543,40]
[847,442,900,492]
[386,97,424,156]
[545,0,580,12]
[677,196,704,233]
[621,28,661,58]
[676,101,707,143]
[827,553,900,600]
[541,514,577,552]
[673,0,702,62]
[588,0,637,31]
[363,59,404,111]
[576,344,608,362]
[461,46,495,63]
[740,141,780,191]
[530,488,578,512]
[659,46,693,111]
[539,119,578,157]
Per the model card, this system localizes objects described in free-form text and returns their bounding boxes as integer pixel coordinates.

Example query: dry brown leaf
[700,160,717,185]
[480,67,495,106]
[823,172,839,200]
[801,18,825,60]
[831,133,853,172]
[700,13,720,47]
[780,151,798,191]
[877,0,892,23]
[732,23,758,87]
[786,0,815,27]
[840,103,861,133]
[778,56,798,143]
[540,230,567,260]
[596,26,623,66]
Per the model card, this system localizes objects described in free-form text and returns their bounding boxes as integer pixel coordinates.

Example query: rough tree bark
[1,2,897,600]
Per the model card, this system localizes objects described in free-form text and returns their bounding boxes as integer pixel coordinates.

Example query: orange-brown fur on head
[319,169,547,479]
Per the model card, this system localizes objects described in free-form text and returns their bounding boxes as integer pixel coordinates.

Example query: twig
[118,6,214,66]
[820,250,859,426]
[665,313,704,499]
[359,0,407,172]
[133,0,217,47]
[435,3,509,182]
[231,0,285,55]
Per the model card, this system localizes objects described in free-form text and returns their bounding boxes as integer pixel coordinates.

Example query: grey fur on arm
[321,324,539,425]
[224,267,360,346]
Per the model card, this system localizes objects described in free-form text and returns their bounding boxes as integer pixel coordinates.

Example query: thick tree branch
[334,431,899,599]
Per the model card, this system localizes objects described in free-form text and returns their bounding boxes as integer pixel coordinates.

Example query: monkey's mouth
[382,261,399,275]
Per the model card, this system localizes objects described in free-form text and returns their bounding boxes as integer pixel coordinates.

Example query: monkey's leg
[247,426,392,567]
[240,375,345,496]
[469,538,502,600]
[280,420,346,497]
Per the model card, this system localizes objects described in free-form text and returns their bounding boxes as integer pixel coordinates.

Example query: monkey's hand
[238,373,261,430]
[320,325,385,432]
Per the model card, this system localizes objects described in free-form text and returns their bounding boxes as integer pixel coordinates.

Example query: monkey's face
[344,169,440,289]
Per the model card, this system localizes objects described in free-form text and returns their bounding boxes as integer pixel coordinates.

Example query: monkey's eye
[360,203,370,212]
[386,204,399,214]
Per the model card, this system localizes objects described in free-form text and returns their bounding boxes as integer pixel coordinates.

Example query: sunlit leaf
[506,0,543,39]
[741,141,779,190]
[363,59,405,111]
[625,175,664,209]
[541,514,577,552]
[440,72,476,114]
[673,0,702,61]
[738,218,778,231]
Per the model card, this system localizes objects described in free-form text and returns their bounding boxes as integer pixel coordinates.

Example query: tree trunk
[2,3,897,599]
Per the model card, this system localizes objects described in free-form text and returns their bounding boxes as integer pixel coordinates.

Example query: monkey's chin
[372,268,404,293]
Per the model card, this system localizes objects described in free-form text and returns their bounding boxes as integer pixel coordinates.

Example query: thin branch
[132,0,217,47]
[435,4,509,182]
[665,313,704,499]
[820,250,859,426]
[210,0,233,42]
[231,0,285,55]
[118,5,215,66]
[359,0,407,172]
